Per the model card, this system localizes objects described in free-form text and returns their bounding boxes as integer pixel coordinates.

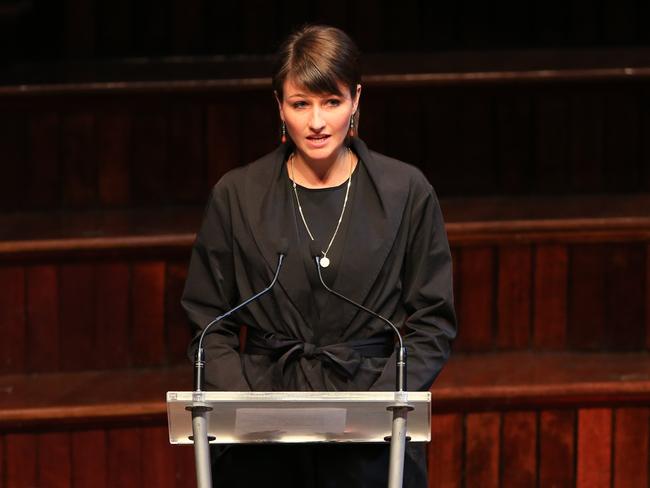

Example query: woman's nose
[309,108,325,131]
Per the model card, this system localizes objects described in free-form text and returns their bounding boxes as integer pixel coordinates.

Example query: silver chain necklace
[290,149,353,268]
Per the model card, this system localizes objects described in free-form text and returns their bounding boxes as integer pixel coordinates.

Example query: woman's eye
[292,101,308,109]
[326,99,341,107]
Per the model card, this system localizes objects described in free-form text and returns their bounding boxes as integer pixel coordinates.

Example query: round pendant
[320,256,331,268]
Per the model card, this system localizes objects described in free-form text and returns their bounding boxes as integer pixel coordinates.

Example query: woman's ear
[352,84,362,113]
[274,90,284,120]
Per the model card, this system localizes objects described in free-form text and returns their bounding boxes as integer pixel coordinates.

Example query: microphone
[193,239,288,391]
[308,241,408,392]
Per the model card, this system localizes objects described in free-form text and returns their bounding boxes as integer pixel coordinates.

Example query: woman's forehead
[283,77,348,98]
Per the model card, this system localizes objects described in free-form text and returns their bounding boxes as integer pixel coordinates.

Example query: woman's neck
[290,148,356,189]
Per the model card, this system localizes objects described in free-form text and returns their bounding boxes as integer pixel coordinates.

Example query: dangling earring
[349,114,356,137]
[281,121,287,144]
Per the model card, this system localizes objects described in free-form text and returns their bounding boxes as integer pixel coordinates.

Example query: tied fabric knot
[245,329,395,390]
[302,342,316,359]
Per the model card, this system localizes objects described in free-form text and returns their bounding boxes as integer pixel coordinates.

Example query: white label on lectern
[235,408,346,437]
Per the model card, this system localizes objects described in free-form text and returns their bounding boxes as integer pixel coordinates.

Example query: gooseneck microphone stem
[189,244,287,488]
[314,256,407,393]
[194,251,286,392]
[310,241,411,488]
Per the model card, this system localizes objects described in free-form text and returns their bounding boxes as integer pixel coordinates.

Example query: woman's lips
[305,134,330,148]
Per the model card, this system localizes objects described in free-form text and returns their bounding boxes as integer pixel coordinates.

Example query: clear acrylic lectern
[167,391,431,487]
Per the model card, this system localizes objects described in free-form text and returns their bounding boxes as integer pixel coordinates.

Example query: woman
[182,25,456,487]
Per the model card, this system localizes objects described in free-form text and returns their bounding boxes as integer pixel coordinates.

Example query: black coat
[182,137,456,393]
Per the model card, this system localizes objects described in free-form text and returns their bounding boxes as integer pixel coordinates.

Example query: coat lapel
[242,144,319,328]
[323,138,410,335]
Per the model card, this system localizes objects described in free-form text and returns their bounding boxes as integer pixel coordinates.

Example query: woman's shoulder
[365,148,434,194]
[210,146,284,194]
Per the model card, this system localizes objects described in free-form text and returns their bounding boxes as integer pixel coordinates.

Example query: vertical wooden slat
[533,0,569,45]
[61,112,97,208]
[457,1,492,47]
[107,428,142,488]
[37,432,71,488]
[603,91,641,192]
[28,112,60,209]
[496,91,533,193]
[0,433,4,488]
[95,262,131,369]
[647,244,650,349]
[96,0,132,56]
[132,262,166,366]
[64,0,95,58]
[169,104,206,203]
[242,0,276,53]
[569,0,600,44]
[241,93,277,165]
[0,266,26,374]
[350,0,384,50]
[359,88,388,156]
[604,244,645,350]
[577,408,612,488]
[533,244,568,349]
[386,92,423,174]
[171,0,205,54]
[0,111,27,211]
[72,430,107,488]
[132,106,169,204]
[539,409,575,488]
[384,0,419,49]
[5,434,37,488]
[429,413,462,488]
[26,265,60,372]
[419,1,456,48]
[613,408,649,487]
[166,261,192,363]
[601,0,638,44]
[141,427,176,488]
[568,245,606,349]
[458,93,496,194]
[313,0,347,30]
[534,91,569,192]
[97,108,131,206]
[497,245,532,349]
[206,101,242,188]
[465,412,500,488]
[569,90,604,192]
[59,263,95,370]
[502,411,537,487]
[455,246,494,351]
[132,0,169,55]
[424,90,462,195]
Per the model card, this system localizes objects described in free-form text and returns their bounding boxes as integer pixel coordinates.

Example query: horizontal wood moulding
[2,352,650,431]
[4,48,650,97]
[1,195,649,257]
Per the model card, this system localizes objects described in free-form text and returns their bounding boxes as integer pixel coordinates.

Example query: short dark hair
[272,25,361,101]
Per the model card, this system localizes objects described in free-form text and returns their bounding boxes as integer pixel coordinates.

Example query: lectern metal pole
[188,403,213,488]
[386,386,413,488]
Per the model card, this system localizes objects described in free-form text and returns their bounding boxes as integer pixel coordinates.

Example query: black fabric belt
[245,328,394,382]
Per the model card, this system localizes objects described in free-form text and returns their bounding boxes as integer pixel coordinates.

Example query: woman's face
[278,77,361,165]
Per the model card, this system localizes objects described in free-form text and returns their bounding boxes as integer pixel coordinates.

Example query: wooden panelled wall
[1,240,648,375]
[3,0,650,62]
[429,407,649,488]
[1,82,650,213]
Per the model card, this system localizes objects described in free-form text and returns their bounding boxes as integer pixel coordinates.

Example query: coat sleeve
[181,180,251,391]
[370,178,457,391]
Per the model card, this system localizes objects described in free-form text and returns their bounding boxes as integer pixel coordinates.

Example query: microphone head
[308,240,322,260]
[277,238,289,255]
